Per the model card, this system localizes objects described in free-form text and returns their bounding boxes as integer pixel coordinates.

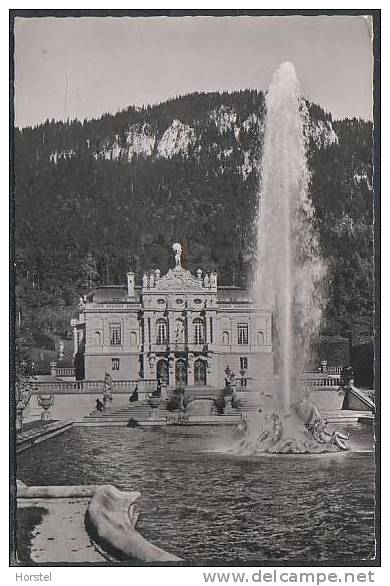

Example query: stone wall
[84,353,140,381]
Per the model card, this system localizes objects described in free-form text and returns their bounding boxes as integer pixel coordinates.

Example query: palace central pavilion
[71,244,273,388]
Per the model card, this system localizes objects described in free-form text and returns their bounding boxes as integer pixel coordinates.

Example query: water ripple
[17,424,375,563]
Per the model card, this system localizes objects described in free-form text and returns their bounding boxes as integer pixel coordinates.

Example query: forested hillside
[14,90,373,351]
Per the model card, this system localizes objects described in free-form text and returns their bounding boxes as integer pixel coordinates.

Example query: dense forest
[13,89,374,364]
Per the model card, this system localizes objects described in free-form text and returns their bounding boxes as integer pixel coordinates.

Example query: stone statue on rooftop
[173,243,182,269]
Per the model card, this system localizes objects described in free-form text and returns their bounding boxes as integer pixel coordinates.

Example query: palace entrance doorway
[175,358,187,386]
[194,359,207,386]
[157,359,168,384]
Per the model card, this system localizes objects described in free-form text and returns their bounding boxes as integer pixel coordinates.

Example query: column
[73,327,78,356]
[143,354,152,379]
[148,317,152,351]
[187,311,194,348]
[168,311,175,349]
[149,315,155,347]
[142,314,148,346]
[168,352,175,388]
[142,314,150,379]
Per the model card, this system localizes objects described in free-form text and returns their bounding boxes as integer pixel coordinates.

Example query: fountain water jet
[232,62,347,454]
[255,61,324,408]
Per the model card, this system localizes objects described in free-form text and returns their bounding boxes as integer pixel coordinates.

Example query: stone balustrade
[240,375,342,389]
[302,377,342,387]
[31,379,155,394]
[55,367,75,377]
[217,302,253,309]
[87,302,139,310]
[326,366,343,375]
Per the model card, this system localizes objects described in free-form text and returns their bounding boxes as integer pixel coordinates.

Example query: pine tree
[80,252,99,290]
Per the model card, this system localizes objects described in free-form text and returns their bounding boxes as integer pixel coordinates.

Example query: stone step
[85,401,170,421]
[16,421,73,452]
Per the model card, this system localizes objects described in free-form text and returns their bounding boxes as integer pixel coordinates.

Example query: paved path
[18,498,106,563]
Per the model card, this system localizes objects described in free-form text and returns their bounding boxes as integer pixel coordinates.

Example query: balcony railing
[145,342,209,353]
[217,302,253,309]
[171,343,187,352]
[187,343,208,353]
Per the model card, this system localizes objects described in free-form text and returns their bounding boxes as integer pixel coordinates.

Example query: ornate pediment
[153,267,204,292]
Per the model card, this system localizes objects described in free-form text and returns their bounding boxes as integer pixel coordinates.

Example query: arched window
[156,319,167,345]
[193,318,204,345]
[257,331,265,345]
[94,331,101,346]
[130,331,138,345]
[222,331,230,346]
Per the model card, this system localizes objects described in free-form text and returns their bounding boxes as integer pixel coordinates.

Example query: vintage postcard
[10,9,380,571]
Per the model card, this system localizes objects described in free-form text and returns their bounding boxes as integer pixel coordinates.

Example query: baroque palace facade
[71,244,273,388]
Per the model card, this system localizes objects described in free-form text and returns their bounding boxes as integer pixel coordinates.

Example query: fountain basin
[87,485,181,562]
[17,425,375,563]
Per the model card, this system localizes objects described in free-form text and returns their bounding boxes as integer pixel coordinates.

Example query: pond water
[17,424,376,563]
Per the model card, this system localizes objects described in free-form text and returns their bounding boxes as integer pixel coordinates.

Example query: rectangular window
[237,323,249,345]
[240,357,248,371]
[111,358,120,371]
[109,324,121,345]
[156,320,167,345]
[193,319,204,345]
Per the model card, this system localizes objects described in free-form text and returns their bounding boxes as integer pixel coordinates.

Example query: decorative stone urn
[37,394,54,421]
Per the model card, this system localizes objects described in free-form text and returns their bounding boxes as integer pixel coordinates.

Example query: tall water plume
[253,62,326,412]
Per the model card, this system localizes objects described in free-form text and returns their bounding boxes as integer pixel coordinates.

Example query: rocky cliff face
[46,97,340,184]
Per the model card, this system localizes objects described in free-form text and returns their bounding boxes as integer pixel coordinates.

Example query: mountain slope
[14,90,373,339]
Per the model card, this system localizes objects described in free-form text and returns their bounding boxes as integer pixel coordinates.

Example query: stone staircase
[183,385,221,399]
[81,391,241,427]
[82,401,168,426]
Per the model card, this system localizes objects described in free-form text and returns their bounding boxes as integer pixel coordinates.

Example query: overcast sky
[14,15,373,128]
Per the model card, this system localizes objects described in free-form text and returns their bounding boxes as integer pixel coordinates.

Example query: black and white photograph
[10,10,379,568]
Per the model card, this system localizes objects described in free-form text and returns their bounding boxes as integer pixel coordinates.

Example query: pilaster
[187,352,195,385]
